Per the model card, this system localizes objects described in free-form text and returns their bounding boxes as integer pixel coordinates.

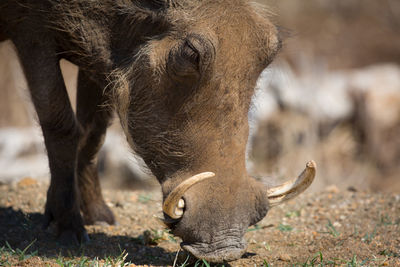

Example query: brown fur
[0,0,280,262]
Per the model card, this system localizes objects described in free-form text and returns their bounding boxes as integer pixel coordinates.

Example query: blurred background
[0,0,399,192]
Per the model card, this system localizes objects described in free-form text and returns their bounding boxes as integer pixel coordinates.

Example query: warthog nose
[181,239,247,262]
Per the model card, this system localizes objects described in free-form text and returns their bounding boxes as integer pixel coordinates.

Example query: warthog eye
[167,34,215,84]
[167,42,200,83]
[182,40,200,67]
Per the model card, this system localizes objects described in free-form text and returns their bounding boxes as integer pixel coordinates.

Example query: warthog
[0,0,316,262]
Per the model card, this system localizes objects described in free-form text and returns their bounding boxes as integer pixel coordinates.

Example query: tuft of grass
[0,241,132,267]
[173,252,220,267]
[179,259,227,267]
[55,247,131,267]
[362,226,377,244]
[138,194,152,203]
[104,247,129,266]
[285,210,301,218]
[353,225,359,236]
[194,259,222,267]
[198,259,211,267]
[4,239,37,261]
[176,255,190,267]
[55,255,90,267]
[247,224,262,232]
[325,220,340,237]
[263,259,270,266]
[277,223,293,232]
[379,249,400,258]
[379,214,393,226]
[143,228,177,245]
[348,255,358,266]
[0,246,11,266]
[295,252,362,267]
[262,241,271,251]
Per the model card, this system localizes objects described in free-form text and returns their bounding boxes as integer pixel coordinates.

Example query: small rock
[278,253,291,262]
[94,221,109,227]
[333,221,342,227]
[349,203,358,210]
[115,201,124,208]
[17,177,37,187]
[325,185,339,194]
[130,194,138,202]
[347,186,357,192]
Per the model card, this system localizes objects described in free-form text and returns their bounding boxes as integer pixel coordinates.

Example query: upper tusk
[267,160,316,207]
[163,172,215,219]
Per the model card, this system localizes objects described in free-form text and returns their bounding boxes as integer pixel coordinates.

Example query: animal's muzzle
[181,237,247,262]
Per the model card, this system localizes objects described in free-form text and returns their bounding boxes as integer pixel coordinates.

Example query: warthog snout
[182,235,248,262]
[160,162,316,262]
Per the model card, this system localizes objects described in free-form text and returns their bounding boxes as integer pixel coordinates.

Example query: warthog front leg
[76,70,115,225]
[13,40,87,244]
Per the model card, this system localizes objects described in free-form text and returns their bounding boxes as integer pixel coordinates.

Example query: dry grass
[1,181,399,266]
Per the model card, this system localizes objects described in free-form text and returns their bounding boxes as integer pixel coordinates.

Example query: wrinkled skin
[169,175,270,261]
[0,0,280,262]
[117,2,280,261]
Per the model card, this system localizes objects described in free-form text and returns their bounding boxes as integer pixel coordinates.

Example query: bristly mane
[47,0,172,69]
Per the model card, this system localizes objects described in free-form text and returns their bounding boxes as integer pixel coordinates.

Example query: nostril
[241,252,257,259]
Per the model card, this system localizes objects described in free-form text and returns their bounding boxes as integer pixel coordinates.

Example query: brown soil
[1,179,399,266]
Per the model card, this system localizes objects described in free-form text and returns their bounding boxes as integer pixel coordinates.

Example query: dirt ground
[0,178,399,266]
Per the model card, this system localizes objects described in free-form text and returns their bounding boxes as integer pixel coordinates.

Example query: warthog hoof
[82,200,115,226]
[42,196,89,245]
[57,229,90,246]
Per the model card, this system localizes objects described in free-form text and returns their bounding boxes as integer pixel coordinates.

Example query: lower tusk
[177,199,185,209]
[174,207,184,217]
[267,160,316,207]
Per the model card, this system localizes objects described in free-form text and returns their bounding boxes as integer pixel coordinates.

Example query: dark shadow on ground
[0,207,176,266]
[0,207,234,266]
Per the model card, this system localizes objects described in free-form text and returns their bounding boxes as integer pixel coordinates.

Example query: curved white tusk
[163,172,215,219]
[267,160,316,207]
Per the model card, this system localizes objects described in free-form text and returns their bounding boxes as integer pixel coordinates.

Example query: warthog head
[112,0,316,262]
